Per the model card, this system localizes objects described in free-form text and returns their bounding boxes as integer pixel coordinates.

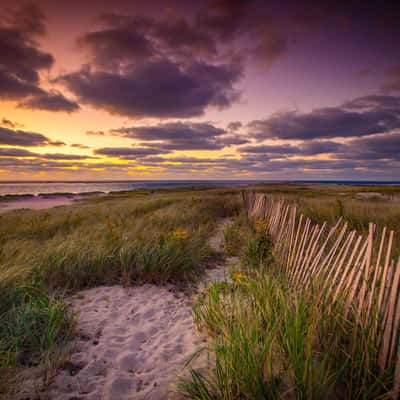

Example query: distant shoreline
[0,180,399,198]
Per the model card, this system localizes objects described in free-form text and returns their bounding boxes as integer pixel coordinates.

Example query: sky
[1,0,400,181]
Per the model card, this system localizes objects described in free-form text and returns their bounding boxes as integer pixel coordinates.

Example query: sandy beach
[16,219,235,400]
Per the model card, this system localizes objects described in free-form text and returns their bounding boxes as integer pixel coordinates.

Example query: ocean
[0,180,399,197]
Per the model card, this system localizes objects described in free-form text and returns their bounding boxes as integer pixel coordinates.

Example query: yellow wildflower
[254,219,268,233]
[231,271,247,283]
[171,227,189,240]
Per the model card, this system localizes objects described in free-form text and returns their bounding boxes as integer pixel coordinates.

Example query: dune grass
[0,187,241,396]
[244,183,400,259]
[179,214,395,399]
[247,183,400,243]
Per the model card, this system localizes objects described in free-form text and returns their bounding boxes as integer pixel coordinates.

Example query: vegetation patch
[180,214,394,400]
[0,187,241,396]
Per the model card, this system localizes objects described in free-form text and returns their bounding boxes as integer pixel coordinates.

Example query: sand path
[26,218,237,400]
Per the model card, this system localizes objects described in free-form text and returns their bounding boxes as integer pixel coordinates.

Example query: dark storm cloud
[111,122,247,150]
[0,68,44,99]
[59,0,293,119]
[18,91,80,112]
[152,16,217,57]
[248,95,400,140]
[0,27,53,87]
[0,126,64,147]
[78,28,154,67]
[336,132,400,161]
[113,122,224,142]
[0,3,52,99]
[61,59,241,118]
[0,4,80,112]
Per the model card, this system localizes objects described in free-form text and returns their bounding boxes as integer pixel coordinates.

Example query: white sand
[17,219,238,400]
[43,285,204,400]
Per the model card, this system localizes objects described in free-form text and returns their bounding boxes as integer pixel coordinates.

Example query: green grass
[180,214,395,400]
[0,187,241,396]
[0,287,72,367]
[223,212,253,256]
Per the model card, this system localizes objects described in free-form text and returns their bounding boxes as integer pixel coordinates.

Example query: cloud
[11,3,47,36]
[78,28,154,67]
[40,153,96,160]
[0,147,36,157]
[60,58,241,118]
[227,121,242,131]
[0,147,96,160]
[0,4,79,112]
[196,0,288,66]
[336,132,400,161]
[152,16,217,57]
[71,143,90,149]
[59,2,291,119]
[0,68,44,99]
[112,121,247,150]
[17,90,80,112]
[239,144,300,155]
[239,132,400,161]
[94,146,171,159]
[1,117,22,129]
[0,126,65,147]
[196,0,254,41]
[299,140,346,155]
[248,95,400,140]
[0,4,53,99]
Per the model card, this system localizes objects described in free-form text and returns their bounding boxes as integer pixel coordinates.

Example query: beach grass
[0,187,241,396]
[180,212,395,400]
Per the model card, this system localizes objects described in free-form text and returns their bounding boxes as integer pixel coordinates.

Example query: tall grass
[0,188,241,396]
[180,215,394,399]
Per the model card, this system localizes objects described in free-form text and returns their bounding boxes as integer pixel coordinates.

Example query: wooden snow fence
[242,191,400,396]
